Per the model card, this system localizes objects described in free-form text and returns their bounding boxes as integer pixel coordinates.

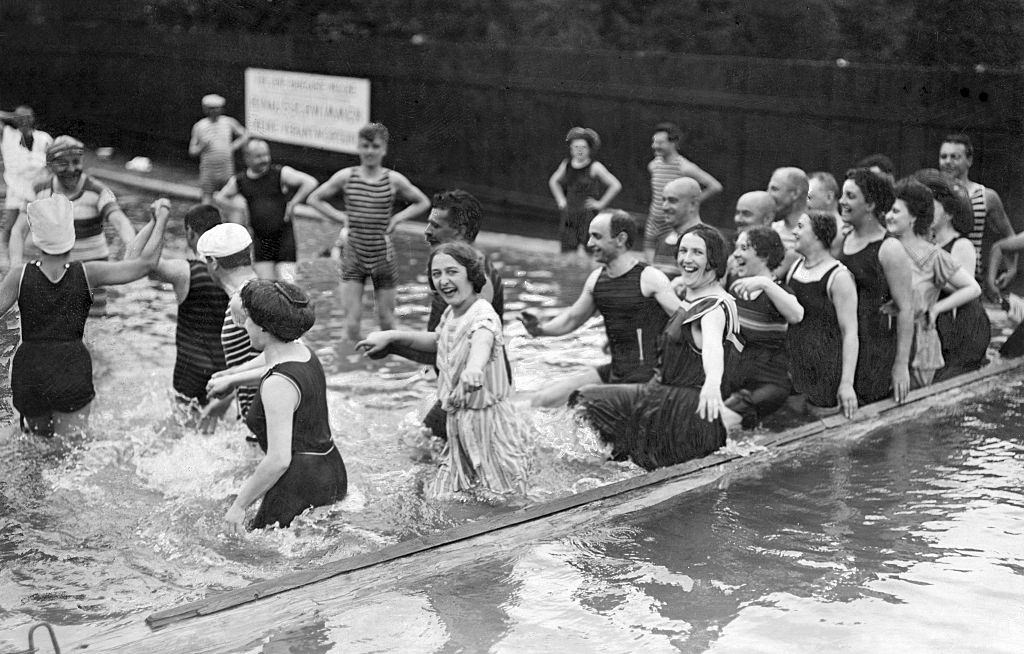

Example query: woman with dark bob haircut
[357,242,533,499]
[885,179,982,386]
[223,280,347,533]
[837,167,915,405]
[573,225,741,470]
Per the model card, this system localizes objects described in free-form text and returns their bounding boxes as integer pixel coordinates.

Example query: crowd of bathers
[3,101,1024,532]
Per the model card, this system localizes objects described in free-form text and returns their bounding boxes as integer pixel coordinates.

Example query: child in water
[357,242,532,499]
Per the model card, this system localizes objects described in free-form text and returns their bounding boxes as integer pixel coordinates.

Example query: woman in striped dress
[357,242,533,499]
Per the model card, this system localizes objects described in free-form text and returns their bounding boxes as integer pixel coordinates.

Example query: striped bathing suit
[967,183,987,279]
[174,261,230,405]
[645,154,685,250]
[340,168,397,289]
[221,304,259,418]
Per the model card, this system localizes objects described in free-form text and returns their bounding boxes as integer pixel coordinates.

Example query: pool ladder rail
[14,623,60,654]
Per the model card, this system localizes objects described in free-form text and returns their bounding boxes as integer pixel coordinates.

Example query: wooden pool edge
[144,356,1024,631]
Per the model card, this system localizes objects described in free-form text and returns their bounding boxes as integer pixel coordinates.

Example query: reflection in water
[1,188,1022,651]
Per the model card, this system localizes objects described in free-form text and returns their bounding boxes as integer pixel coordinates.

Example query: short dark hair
[212,248,252,270]
[604,209,638,249]
[807,211,838,248]
[855,153,895,175]
[893,178,935,236]
[427,242,487,294]
[240,280,315,342]
[943,133,973,159]
[359,122,389,143]
[912,168,974,236]
[432,189,482,243]
[652,122,682,143]
[681,224,729,278]
[744,227,786,270]
[845,168,895,225]
[184,204,222,236]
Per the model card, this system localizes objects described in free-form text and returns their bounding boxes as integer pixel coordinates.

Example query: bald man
[733,190,776,232]
[767,167,809,275]
[651,177,705,276]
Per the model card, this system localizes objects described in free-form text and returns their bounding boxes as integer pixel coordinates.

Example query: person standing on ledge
[1,105,52,266]
[189,94,248,204]
[214,139,319,281]
[307,122,430,341]
[643,122,722,261]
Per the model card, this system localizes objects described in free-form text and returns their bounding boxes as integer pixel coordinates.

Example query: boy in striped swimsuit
[308,123,430,341]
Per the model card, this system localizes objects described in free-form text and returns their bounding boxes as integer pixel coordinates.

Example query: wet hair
[806,211,838,248]
[652,122,682,143]
[912,168,974,236]
[240,280,315,342]
[604,209,638,249]
[427,242,487,294]
[359,122,389,143]
[893,178,935,236]
[845,168,895,224]
[432,189,482,243]
[942,133,973,159]
[184,204,222,236]
[680,224,729,278]
[743,227,786,270]
[565,126,600,152]
[809,171,838,197]
[855,153,895,175]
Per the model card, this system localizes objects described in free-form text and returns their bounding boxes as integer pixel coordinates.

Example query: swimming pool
[0,186,1021,652]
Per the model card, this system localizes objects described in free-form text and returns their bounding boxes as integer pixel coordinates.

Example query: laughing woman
[884,179,981,387]
[224,280,347,533]
[572,225,741,470]
[357,242,532,499]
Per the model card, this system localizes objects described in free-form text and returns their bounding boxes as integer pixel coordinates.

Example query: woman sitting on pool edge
[356,242,533,500]
[223,279,347,533]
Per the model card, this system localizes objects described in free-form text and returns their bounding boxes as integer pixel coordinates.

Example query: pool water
[1,186,1022,652]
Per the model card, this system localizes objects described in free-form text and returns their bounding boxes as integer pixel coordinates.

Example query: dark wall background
[2,25,1022,235]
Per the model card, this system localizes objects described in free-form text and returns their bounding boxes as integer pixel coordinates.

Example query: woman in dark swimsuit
[223,280,347,533]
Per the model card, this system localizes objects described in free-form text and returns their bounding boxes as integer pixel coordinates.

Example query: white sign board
[244,68,370,154]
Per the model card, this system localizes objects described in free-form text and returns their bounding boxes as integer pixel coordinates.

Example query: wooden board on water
[68,358,1024,652]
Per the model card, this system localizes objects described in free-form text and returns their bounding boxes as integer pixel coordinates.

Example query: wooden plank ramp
[66,358,1024,653]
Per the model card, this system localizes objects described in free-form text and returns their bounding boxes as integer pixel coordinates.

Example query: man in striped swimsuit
[189,94,248,204]
[8,136,137,315]
[644,122,722,261]
[132,204,229,429]
[521,210,681,407]
[308,123,430,341]
[939,133,1016,297]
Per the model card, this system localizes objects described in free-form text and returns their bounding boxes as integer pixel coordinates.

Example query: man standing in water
[767,166,809,275]
[307,123,430,341]
[521,210,680,407]
[196,223,261,428]
[651,176,705,277]
[8,136,137,315]
[214,139,319,281]
[130,204,230,429]
[644,122,722,260]
[939,133,1016,290]
[732,190,776,232]
[189,94,248,204]
[1,106,52,266]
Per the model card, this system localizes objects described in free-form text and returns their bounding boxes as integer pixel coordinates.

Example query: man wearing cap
[194,222,262,423]
[214,139,318,280]
[1,106,53,261]
[128,204,230,428]
[8,136,138,314]
[0,195,170,437]
[189,94,248,204]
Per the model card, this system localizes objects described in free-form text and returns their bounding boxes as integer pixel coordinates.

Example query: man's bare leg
[340,279,365,341]
[528,368,603,408]
[375,287,397,331]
